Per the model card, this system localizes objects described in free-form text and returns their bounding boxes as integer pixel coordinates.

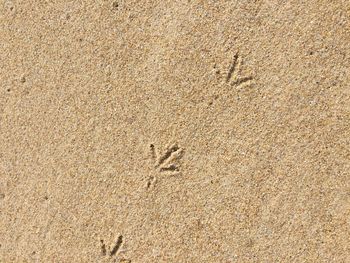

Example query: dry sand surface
[1,0,350,262]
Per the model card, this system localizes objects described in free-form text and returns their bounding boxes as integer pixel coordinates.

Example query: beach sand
[1,0,349,262]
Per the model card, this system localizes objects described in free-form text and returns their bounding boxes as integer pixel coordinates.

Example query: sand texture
[1,0,350,262]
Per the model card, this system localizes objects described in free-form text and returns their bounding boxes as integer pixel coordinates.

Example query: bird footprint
[147,143,184,188]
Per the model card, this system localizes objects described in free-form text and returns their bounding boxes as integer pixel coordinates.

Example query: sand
[1,0,349,262]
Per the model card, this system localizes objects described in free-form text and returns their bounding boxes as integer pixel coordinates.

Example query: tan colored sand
[1,0,350,262]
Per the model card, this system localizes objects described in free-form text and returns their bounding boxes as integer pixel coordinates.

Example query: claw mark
[110,235,123,256]
[226,53,240,83]
[146,175,156,189]
[231,76,254,88]
[226,52,253,87]
[160,164,179,172]
[150,144,157,160]
[100,240,107,256]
